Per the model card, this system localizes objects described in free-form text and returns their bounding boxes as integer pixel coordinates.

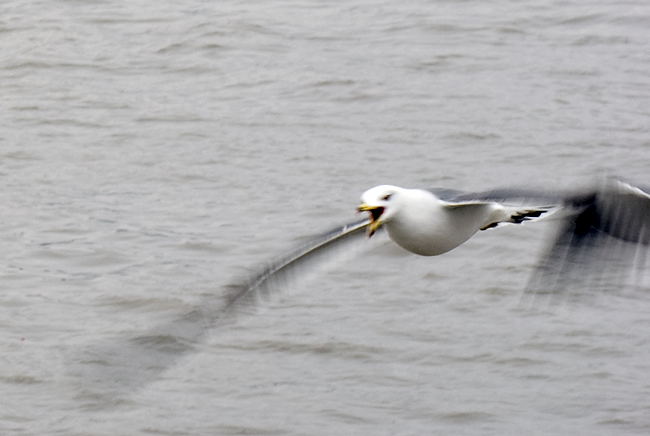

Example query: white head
[358,185,404,237]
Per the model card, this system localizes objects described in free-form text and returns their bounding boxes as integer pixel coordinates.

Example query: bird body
[358,185,553,256]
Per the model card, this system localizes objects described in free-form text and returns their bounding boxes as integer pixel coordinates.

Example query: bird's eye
[382,194,392,201]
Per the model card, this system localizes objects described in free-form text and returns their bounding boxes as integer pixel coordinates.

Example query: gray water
[2,1,650,435]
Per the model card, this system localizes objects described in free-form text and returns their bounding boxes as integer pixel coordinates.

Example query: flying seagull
[70,178,650,404]
[224,178,650,310]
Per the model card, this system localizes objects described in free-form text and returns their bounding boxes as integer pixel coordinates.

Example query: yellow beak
[358,203,384,237]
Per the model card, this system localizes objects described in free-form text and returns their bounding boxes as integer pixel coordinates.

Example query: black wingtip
[524,181,650,302]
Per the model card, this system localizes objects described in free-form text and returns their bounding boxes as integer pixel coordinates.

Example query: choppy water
[1,1,650,435]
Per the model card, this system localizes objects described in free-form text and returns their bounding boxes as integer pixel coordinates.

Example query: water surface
[1,1,650,435]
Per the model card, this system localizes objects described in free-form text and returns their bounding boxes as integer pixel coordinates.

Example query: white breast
[383,190,495,256]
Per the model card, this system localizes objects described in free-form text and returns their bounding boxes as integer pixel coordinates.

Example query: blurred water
[1,0,650,435]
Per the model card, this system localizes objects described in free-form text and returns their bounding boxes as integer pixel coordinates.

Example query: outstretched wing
[433,180,650,297]
[70,218,376,405]
[221,217,373,314]
[525,180,650,299]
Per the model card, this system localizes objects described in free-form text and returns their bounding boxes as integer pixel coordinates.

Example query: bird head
[358,185,401,237]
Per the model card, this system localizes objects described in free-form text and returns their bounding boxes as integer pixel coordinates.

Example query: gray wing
[69,218,374,406]
[221,217,372,313]
[524,180,650,300]
[433,180,650,298]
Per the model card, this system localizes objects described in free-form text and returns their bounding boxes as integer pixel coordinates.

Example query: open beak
[357,204,385,237]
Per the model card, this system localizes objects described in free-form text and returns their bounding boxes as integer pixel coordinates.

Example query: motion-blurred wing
[526,180,650,299]
[70,218,375,406]
[221,217,373,314]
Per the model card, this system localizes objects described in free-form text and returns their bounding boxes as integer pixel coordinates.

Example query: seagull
[224,178,650,310]
[358,185,556,255]
[71,178,650,403]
